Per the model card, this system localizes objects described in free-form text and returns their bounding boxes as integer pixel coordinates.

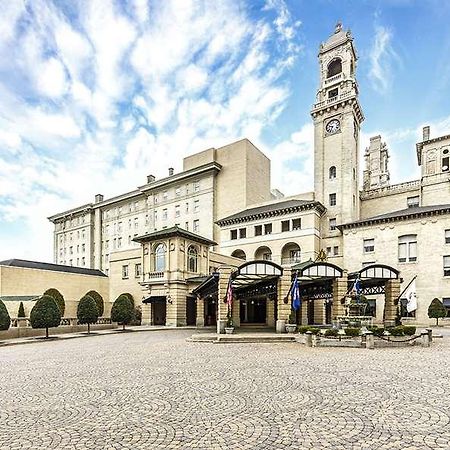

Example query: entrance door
[325,300,332,324]
[204,299,217,326]
[240,298,267,324]
[152,301,166,325]
[307,300,314,325]
[186,296,196,326]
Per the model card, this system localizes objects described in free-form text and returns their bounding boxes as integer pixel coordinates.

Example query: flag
[402,279,417,313]
[292,273,301,311]
[225,276,233,306]
[351,277,362,295]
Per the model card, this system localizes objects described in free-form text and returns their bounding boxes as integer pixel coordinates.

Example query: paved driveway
[1,330,450,449]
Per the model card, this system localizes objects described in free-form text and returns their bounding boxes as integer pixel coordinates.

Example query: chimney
[147,174,155,183]
[168,167,174,176]
[94,194,104,203]
[423,126,430,142]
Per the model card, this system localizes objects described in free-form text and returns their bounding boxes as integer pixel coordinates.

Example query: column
[314,300,325,324]
[332,272,348,320]
[384,279,401,327]
[196,297,205,327]
[267,297,275,327]
[217,267,232,334]
[276,268,292,333]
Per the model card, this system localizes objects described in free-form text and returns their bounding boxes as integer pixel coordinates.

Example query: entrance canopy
[142,295,166,304]
[348,264,400,295]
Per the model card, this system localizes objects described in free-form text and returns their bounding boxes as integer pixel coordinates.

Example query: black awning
[142,296,166,304]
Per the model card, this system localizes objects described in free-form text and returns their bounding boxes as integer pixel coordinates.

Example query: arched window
[231,249,246,260]
[154,243,166,272]
[329,166,337,179]
[187,246,198,272]
[327,58,342,78]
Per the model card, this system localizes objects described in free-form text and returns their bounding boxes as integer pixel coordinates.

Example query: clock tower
[311,22,364,244]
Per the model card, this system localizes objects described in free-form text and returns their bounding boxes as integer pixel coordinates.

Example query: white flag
[402,279,417,313]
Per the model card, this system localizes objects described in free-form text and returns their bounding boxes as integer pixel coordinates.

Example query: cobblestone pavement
[1,330,450,450]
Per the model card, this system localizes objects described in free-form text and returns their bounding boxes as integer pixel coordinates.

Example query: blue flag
[292,273,301,310]
[351,277,362,295]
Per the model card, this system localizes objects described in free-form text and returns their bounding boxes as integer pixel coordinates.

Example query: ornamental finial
[335,21,342,33]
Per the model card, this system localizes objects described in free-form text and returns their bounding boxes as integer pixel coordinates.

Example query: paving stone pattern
[1,330,450,449]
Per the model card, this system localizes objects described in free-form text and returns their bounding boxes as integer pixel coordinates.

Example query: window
[118,221,123,233]
[187,246,198,272]
[175,205,180,218]
[185,221,189,230]
[328,87,338,99]
[185,202,189,213]
[444,256,450,276]
[145,215,149,226]
[443,298,450,317]
[398,235,417,263]
[194,200,199,213]
[134,217,139,229]
[263,252,272,261]
[290,249,301,262]
[254,225,262,236]
[230,229,238,240]
[327,58,342,78]
[163,191,168,200]
[77,244,79,253]
[353,168,356,180]
[329,193,336,206]
[239,228,246,239]
[363,238,375,253]
[162,209,168,220]
[446,229,450,244]
[118,237,122,248]
[154,211,157,222]
[135,263,142,278]
[362,261,375,268]
[194,181,200,192]
[407,196,419,208]
[333,246,339,256]
[122,265,129,279]
[155,243,166,272]
[329,218,337,231]
[329,166,336,179]
[326,246,332,257]
[154,195,159,204]
[70,246,73,254]
[443,157,449,172]
[281,220,290,232]
[81,257,85,267]
[264,223,272,235]
[292,218,301,230]
[175,187,181,197]
[193,219,199,233]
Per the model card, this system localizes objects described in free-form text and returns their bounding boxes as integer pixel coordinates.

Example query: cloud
[368,25,399,93]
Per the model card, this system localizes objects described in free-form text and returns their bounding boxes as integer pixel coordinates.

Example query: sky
[0,0,450,262]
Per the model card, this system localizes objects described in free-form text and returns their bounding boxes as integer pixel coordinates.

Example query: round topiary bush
[43,288,65,316]
[77,295,99,334]
[30,295,61,338]
[85,290,104,317]
[0,299,11,331]
[111,294,134,330]
[428,298,447,326]
[18,301,25,318]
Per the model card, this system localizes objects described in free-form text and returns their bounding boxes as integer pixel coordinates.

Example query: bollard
[305,331,313,347]
[421,331,430,348]
[426,328,433,344]
[312,333,321,348]
[365,331,374,350]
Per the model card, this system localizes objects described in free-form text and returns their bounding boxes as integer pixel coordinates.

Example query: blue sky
[0,0,449,262]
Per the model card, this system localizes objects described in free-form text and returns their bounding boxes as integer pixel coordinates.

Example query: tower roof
[320,22,354,54]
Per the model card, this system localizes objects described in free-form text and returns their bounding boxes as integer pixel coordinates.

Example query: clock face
[326,119,340,134]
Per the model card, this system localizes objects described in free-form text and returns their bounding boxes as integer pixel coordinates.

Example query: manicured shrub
[298,326,310,334]
[131,306,142,326]
[0,299,11,331]
[77,295,99,334]
[324,328,339,337]
[44,288,65,316]
[344,327,361,337]
[30,295,61,338]
[85,290,104,317]
[111,294,134,330]
[368,326,384,337]
[309,327,321,335]
[388,326,404,336]
[428,298,447,326]
[403,326,416,336]
[120,293,134,307]
[18,301,25,318]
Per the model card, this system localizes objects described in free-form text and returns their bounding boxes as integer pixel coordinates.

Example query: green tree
[30,295,62,338]
[111,294,134,331]
[77,295,99,334]
[18,301,25,318]
[0,299,11,331]
[85,290,104,317]
[44,288,65,316]
[428,298,447,326]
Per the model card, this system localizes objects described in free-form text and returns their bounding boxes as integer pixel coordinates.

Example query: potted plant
[285,312,297,333]
[225,314,234,334]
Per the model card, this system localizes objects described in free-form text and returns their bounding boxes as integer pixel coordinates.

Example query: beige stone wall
[183,147,216,171]
[342,215,450,324]
[0,265,109,318]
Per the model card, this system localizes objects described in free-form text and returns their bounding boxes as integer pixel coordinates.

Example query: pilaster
[332,273,348,319]
[384,279,401,327]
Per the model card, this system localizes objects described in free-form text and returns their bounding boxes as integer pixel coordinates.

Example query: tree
[77,295,99,334]
[30,295,61,338]
[0,300,11,331]
[18,301,25,318]
[111,294,134,331]
[85,290,104,317]
[428,298,447,326]
[44,288,65,316]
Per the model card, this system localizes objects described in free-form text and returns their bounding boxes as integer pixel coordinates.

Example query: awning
[231,260,283,289]
[142,296,166,304]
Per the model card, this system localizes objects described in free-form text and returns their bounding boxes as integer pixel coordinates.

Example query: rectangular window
[82,229,85,239]
[194,200,199,213]
[185,202,189,213]
[263,252,272,261]
[175,205,180,218]
[292,218,301,230]
[329,218,337,231]
[407,196,419,208]
[122,265,129,279]
[328,87,338,98]
[254,225,262,236]
[194,181,200,192]
[445,229,450,244]
[134,218,139,229]
[162,209,168,220]
[185,222,189,230]
[398,235,417,263]
[444,256,450,277]
[230,229,238,240]
[443,298,450,317]
[281,220,290,232]
[329,193,336,206]
[175,187,181,197]
[326,246,332,257]
[264,223,272,235]
[70,246,73,254]
[239,228,246,239]
[193,219,199,233]
[118,237,122,248]
[363,238,375,253]
[333,246,339,256]
[163,191,168,200]
[145,215,149,226]
[81,257,85,267]
[443,157,449,172]
[135,263,142,278]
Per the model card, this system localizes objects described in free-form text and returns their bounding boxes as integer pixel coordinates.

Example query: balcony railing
[142,271,165,282]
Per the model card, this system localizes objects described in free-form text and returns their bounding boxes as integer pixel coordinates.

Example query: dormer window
[327,58,342,78]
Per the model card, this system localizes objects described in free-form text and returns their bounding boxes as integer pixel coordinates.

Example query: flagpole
[396,275,417,303]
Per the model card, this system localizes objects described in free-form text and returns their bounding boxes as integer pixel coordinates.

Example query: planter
[224,327,234,334]
[285,324,297,334]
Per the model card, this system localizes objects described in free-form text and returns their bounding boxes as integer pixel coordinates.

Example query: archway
[231,249,246,260]
[281,242,301,265]
[254,246,272,261]
[327,58,342,78]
